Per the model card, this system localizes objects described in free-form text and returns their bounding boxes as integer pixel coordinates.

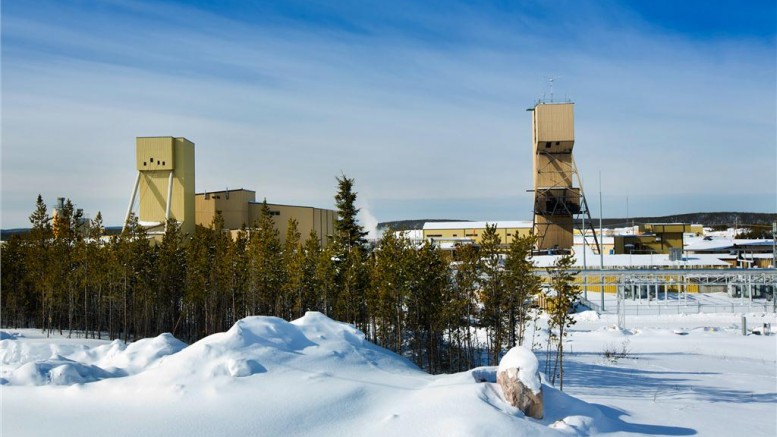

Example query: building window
[270,211,280,216]
[427,234,442,237]
[545,142,551,148]
[452,234,457,237]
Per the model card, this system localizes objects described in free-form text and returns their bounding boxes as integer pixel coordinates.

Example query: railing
[603,301,774,315]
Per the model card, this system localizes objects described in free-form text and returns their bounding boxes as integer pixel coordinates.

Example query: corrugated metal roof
[422,221,533,230]
[684,237,775,252]
[532,253,731,268]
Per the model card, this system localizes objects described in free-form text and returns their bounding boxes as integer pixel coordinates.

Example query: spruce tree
[29,194,51,240]
[247,200,283,317]
[332,174,368,259]
[371,230,411,352]
[452,243,481,368]
[407,241,449,372]
[314,243,337,316]
[158,218,185,336]
[28,195,52,333]
[545,254,580,390]
[331,175,369,329]
[503,234,541,347]
[479,224,505,365]
[230,227,251,321]
[282,218,305,320]
[299,230,322,317]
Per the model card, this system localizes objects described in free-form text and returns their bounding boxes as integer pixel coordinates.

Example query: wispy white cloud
[1,0,774,227]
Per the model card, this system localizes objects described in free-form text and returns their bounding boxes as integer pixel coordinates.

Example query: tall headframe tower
[123,137,195,236]
[530,102,590,252]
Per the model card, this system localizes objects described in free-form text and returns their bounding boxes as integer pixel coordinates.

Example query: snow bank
[2,313,625,436]
[72,333,187,374]
[573,310,600,322]
[1,332,186,385]
[5,356,116,386]
[498,346,541,394]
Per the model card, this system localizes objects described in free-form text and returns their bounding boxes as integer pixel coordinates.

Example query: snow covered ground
[2,311,775,436]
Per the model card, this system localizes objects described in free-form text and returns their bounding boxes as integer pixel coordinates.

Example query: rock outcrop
[497,346,543,419]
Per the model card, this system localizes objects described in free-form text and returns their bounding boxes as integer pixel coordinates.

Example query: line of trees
[1,176,579,377]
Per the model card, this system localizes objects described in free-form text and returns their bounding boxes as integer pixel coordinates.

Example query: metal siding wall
[138,171,169,222]
[535,104,575,143]
[535,154,574,187]
[136,137,174,170]
[173,138,195,235]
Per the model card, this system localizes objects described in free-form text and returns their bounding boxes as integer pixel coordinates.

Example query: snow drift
[2,313,616,436]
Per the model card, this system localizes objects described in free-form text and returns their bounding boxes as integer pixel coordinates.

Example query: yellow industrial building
[613,224,693,254]
[124,137,196,235]
[124,137,336,244]
[196,189,336,245]
[422,221,533,245]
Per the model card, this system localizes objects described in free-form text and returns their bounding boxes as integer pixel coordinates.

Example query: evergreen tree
[185,224,211,341]
[230,226,251,321]
[157,218,186,336]
[247,200,283,317]
[27,195,53,333]
[407,241,449,372]
[299,230,322,317]
[29,194,51,240]
[503,235,541,347]
[282,218,305,320]
[332,174,368,259]
[0,235,31,328]
[479,224,505,365]
[331,175,370,329]
[208,212,233,332]
[545,254,580,390]
[371,230,411,352]
[451,243,481,368]
[314,243,337,316]
[335,245,370,330]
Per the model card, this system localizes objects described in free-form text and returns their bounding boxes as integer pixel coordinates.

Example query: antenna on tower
[545,75,562,103]
[548,77,555,103]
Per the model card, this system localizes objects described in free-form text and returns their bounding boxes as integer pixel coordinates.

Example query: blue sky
[2,0,775,228]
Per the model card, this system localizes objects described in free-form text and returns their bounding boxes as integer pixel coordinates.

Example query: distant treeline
[379,212,777,232]
[1,179,578,376]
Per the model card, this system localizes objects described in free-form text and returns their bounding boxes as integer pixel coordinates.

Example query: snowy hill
[2,311,776,436]
[2,312,611,436]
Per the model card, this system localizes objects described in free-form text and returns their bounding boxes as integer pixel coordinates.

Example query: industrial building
[421,221,533,246]
[124,137,196,235]
[684,236,776,268]
[529,101,599,254]
[612,223,691,255]
[124,137,336,244]
[196,189,336,245]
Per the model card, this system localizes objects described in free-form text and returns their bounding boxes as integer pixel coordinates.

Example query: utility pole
[772,221,776,269]
[599,172,605,312]
[583,205,587,301]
